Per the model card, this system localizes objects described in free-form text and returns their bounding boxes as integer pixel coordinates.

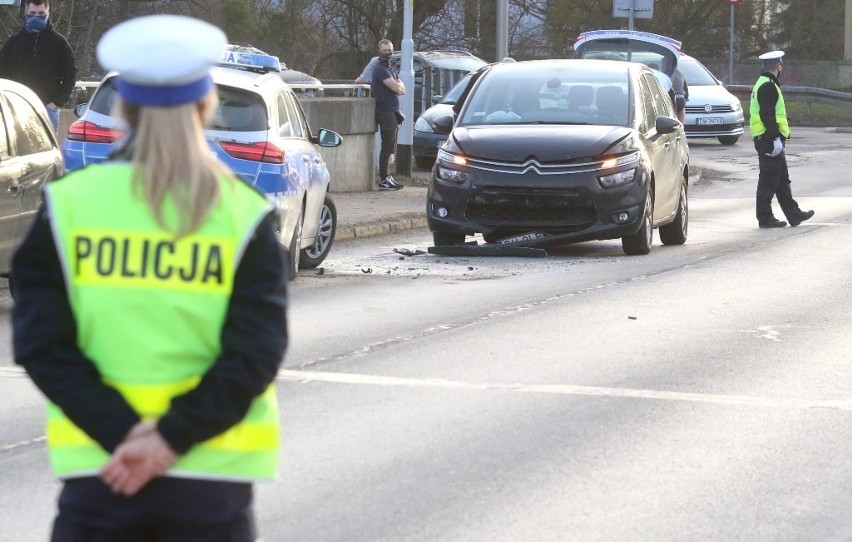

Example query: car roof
[487,58,639,76]
[210,65,288,97]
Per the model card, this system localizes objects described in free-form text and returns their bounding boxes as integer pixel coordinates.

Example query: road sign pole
[629,0,635,30]
[729,4,735,84]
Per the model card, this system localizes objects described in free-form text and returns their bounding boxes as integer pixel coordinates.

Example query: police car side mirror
[313,128,342,147]
[74,102,88,118]
[433,115,454,135]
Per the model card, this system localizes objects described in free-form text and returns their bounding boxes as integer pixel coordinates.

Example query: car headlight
[597,168,636,188]
[730,100,742,112]
[437,166,470,184]
[414,116,433,133]
[600,151,639,170]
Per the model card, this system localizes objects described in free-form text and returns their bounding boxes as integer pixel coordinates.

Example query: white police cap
[759,50,785,64]
[97,15,226,106]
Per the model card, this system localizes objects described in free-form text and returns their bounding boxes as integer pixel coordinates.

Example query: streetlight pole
[729,3,735,84]
[496,0,508,61]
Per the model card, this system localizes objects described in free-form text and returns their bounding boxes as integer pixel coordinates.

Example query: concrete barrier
[58,96,378,194]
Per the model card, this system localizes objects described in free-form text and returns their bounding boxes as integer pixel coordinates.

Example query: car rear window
[87,77,267,132]
[210,88,268,132]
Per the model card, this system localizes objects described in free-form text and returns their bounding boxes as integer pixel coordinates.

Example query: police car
[62,47,342,276]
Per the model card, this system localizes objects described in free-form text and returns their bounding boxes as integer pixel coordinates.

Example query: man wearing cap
[750,50,814,228]
[0,0,76,131]
[11,14,287,541]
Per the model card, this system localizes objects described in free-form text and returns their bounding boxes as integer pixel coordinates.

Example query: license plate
[697,117,724,125]
[435,138,446,148]
[496,232,546,245]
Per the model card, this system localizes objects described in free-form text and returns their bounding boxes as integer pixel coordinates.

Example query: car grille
[685,105,736,114]
[466,186,598,230]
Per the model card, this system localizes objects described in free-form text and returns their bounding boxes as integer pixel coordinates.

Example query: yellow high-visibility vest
[44,162,280,481]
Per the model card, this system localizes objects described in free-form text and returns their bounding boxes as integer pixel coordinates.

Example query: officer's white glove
[767,137,783,157]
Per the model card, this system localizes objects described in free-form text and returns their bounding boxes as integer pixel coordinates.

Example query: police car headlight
[414,116,433,133]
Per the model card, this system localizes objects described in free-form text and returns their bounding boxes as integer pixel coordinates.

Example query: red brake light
[66,120,125,143]
[219,141,285,164]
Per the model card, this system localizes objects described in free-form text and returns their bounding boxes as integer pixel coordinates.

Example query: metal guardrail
[726,85,852,108]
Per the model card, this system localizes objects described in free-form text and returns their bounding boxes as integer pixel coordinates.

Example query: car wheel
[287,210,303,281]
[622,190,654,255]
[415,156,435,169]
[300,194,336,269]
[432,231,465,246]
[659,178,688,246]
[718,136,739,145]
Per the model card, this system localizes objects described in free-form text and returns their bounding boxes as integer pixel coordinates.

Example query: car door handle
[8,181,19,195]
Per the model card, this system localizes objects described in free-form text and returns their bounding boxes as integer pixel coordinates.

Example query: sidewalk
[333,182,429,241]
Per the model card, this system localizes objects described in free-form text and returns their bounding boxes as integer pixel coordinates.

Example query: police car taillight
[66,120,125,144]
[220,141,285,164]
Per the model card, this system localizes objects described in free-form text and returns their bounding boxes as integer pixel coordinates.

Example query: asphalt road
[2,128,852,541]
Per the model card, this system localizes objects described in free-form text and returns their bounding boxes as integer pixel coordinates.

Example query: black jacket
[0,23,76,106]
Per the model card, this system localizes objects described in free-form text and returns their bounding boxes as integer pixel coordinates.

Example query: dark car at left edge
[427,59,689,255]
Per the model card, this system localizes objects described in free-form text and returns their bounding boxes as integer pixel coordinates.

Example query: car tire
[300,194,336,269]
[659,178,688,246]
[432,231,465,246]
[622,190,653,255]
[287,210,303,281]
[718,136,739,146]
[415,156,435,169]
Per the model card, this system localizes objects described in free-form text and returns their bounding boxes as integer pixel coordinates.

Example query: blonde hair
[120,91,234,237]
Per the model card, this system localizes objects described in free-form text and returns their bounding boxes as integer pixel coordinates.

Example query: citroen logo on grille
[704,104,713,113]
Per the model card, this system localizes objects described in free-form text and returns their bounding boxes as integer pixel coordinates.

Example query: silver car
[678,54,745,145]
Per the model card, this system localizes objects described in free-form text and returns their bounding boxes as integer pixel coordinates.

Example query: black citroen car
[427,59,689,255]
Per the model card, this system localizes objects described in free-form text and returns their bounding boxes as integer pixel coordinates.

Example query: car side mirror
[431,94,444,105]
[73,103,88,118]
[655,116,680,135]
[433,115,454,134]
[313,128,342,147]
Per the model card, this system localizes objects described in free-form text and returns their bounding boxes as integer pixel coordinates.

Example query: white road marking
[741,325,786,342]
[1,436,45,452]
[278,369,852,412]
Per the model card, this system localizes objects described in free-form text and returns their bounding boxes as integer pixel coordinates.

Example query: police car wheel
[300,194,336,269]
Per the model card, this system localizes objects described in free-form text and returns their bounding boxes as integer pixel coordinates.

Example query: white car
[678,54,745,145]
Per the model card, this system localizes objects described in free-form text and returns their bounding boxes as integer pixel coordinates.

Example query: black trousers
[753,137,802,223]
[376,109,398,178]
[51,477,257,542]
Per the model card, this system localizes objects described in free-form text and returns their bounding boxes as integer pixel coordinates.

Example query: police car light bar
[220,49,281,73]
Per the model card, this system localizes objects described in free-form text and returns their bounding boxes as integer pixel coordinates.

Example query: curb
[336,213,429,241]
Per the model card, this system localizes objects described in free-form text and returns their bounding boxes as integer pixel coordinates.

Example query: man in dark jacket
[0,0,76,130]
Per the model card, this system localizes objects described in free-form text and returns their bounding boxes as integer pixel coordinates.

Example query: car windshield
[459,63,630,127]
[677,58,720,86]
[440,73,473,104]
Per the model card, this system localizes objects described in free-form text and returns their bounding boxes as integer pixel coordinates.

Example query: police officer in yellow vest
[11,15,288,541]
[750,50,814,228]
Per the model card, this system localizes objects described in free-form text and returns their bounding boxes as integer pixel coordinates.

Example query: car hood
[281,69,320,85]
[450,125,632,162]
[686,84,738,106]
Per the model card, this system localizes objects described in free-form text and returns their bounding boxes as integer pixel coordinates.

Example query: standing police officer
[750,50,814,228]
[11,15,288,541]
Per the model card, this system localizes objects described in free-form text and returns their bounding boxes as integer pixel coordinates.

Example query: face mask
[378,51,393,61]
[25,15,48,33]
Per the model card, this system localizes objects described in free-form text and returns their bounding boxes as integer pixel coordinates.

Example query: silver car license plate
[697,117,724,125]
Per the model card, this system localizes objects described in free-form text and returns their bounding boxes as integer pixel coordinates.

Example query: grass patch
[741,99,852,127]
